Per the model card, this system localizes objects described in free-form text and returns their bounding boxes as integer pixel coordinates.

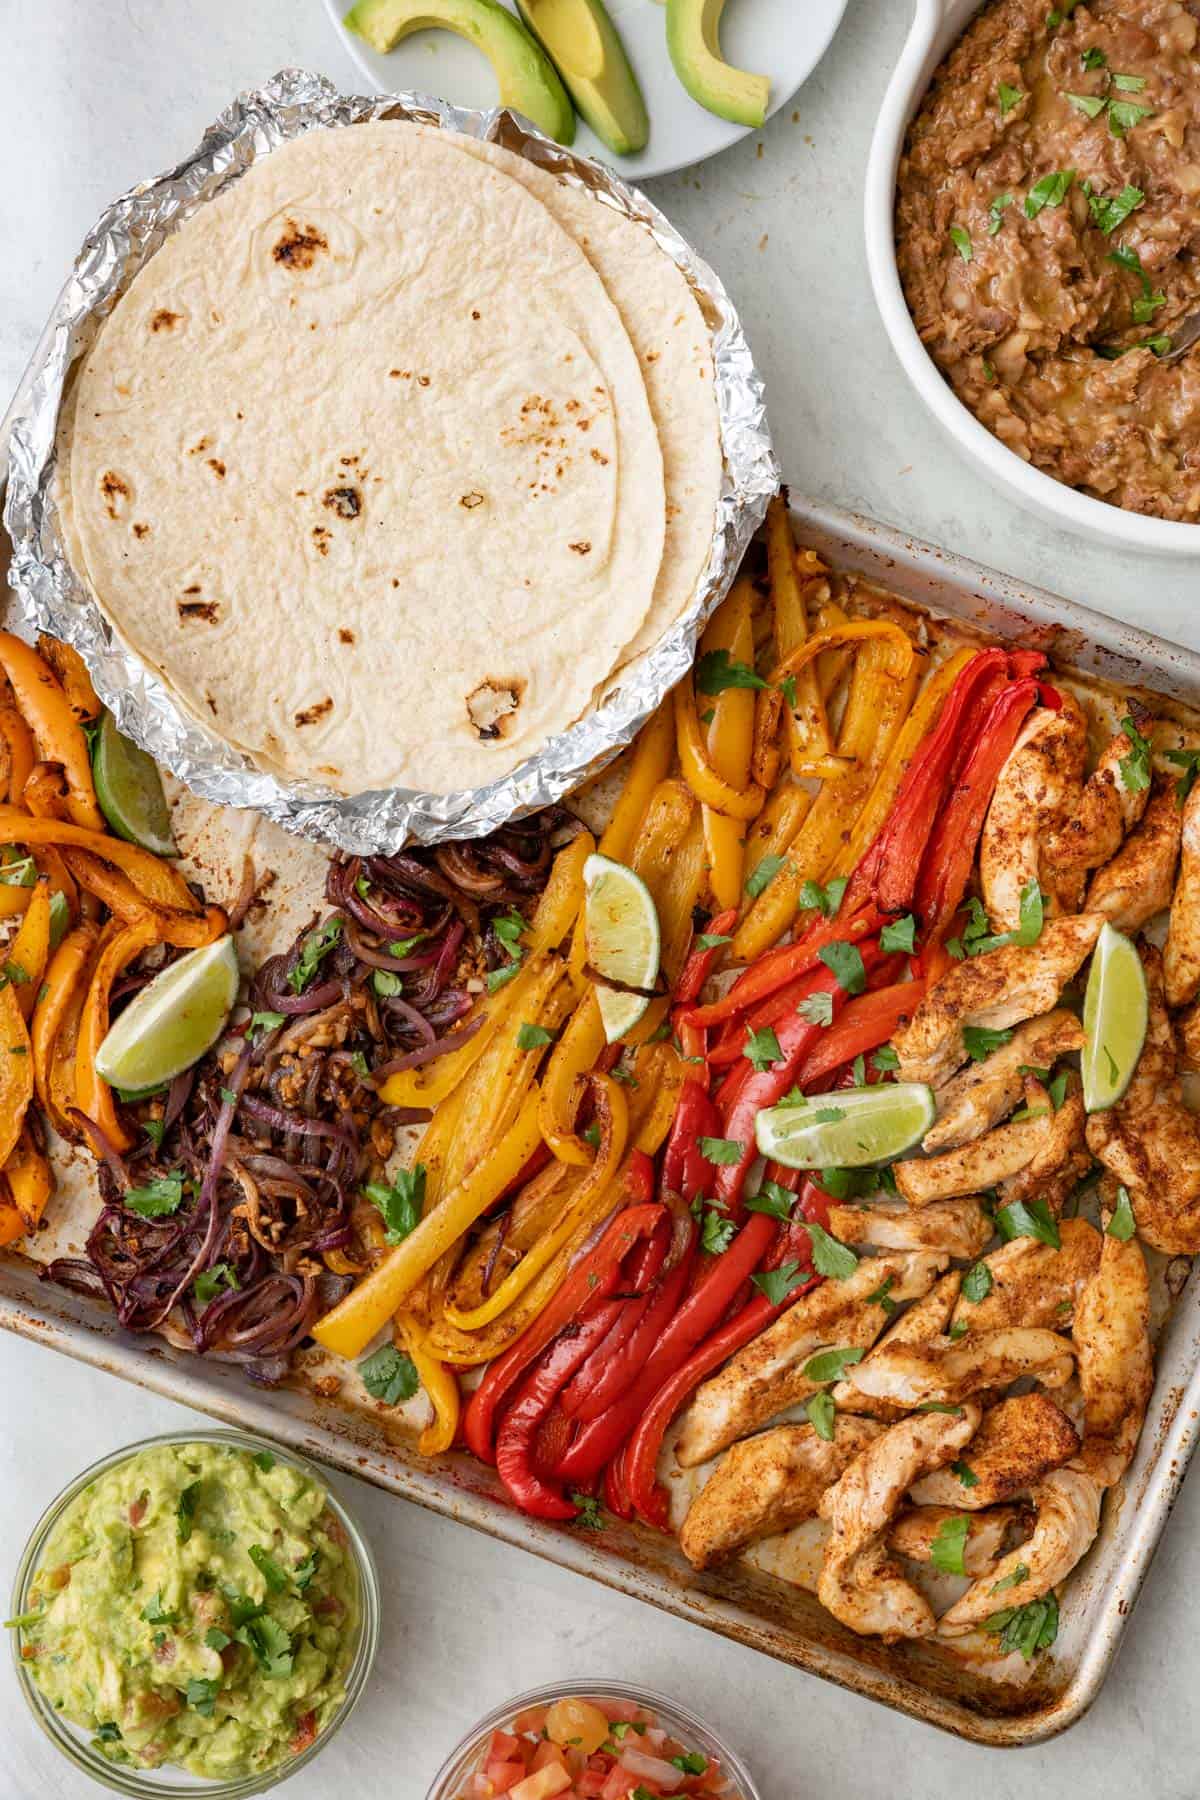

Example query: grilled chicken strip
[923,1009,1084,1153]
[1180,995,1200,1073]
[980,696,1087,931]
[1164,777,1200,1009]
[834,1271,962,1421]
[1086,944,1200,1254]
[841,1327,1075,1409]
[827,1197,992,1258]
[895,1078,1076,1207]
[992,1078,1090,1215]
[817,1405,981,1640]
[1070,1189,1153,1490]
[1085,773,1181,935]
[890,1505,1019,1576]
[678,1418,882,1570]
[948,1219,1102,1332]
[674,1252,947,1469]
[1043,717,1154,886]
[893,915,1104,1088]
[937,1468,1101,1637]
[909,1393,1080,1510]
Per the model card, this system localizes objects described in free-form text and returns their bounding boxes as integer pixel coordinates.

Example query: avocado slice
[665,0,769,130]
[514,0,648,157]
[344,0,576,144]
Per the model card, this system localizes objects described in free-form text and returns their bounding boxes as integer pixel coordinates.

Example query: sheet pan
[1,470,1198,1747]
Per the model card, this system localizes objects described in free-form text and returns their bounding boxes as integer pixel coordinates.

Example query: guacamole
[11,1442,359,1779]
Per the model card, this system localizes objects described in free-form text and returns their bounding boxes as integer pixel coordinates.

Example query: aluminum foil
[3,68,778,854]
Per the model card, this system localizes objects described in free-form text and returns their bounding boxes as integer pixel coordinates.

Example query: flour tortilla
[429,128,722,673]
[61,123,666,795]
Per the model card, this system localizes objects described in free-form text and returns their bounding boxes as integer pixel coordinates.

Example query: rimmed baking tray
[1,476,1198,1746]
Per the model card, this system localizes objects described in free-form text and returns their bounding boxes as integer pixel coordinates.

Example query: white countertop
[2,3,1199,1795]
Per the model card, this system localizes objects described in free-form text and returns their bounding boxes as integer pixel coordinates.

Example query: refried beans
[896,0,1200,521]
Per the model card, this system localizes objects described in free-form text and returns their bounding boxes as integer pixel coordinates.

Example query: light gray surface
[2,2,1198,1796]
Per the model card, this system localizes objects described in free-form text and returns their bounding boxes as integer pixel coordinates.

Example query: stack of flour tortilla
[56,122,723,797]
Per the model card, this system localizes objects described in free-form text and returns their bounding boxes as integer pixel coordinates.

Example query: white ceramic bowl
[864,0,1200,558]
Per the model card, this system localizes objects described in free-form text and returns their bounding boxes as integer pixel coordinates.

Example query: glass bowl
[424,1679,764,1800]
[9,1428,381,1798]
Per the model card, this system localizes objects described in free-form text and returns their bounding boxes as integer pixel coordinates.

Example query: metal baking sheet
[0,482,1197,1747]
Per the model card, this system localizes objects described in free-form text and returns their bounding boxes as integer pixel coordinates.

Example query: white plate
[321,0,849,180]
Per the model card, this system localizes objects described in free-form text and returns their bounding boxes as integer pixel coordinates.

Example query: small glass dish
[9,1428,381,1798]
[424,1679,764,1800]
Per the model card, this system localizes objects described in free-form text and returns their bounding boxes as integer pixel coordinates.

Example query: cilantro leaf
[998,82,1024,116]
[193,1263,238,1307]
[696,931,731,950]
[929,1515,971,1577]
[698,1135,744,1165]
[486,960,523,994]
[186,1676,221,1717]
[1025,169,1075,218]
[880,914,917,955]
[799,876,848,918]
[1119,714,1152,792]
[140,1591,178,1625]
[818,941,866,995]
[866,1273,897,1316]
[288,916,341,994]
[962,1262,993,1304]
[802,1344,864,1383]
[948,225,973,263]
[744,1026,783,1072]
[700,1207,736,1255]
[1107,1185,1136,1241]
[1084,181,1143,234]
[984,1593,1059,1659]
[364,1165,425,1244]
[235,1612,294,1679]
[1109,99,1154,136]
[516,1022,555,1050]
[806,1391,836,1440]
[746,1179,795,1221]
[247,1545,289,1592]
[988,192,1013,235]
[1165,747,1200,803]
[798,990,834,1027]
[176,1481,202,1544]
[745,854,788,900]
[250,1010,286,1039]
[752,1260,810,1307]
[872,1044,900,1074]
[963,1025,1013,1062]
[991,1562,1031,1594]
[804,1219,858,1280]
[996,1196,1061,1249]
[951,1459,979,1489]
[1066,92,1107,119]
[570,1493,605,1531]
[695,649,767,695]
[124,1173,185,1218]
[1016,879,1045,946]
[359,1344,420,1405]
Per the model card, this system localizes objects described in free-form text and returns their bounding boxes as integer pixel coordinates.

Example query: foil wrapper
[3,68,778,853]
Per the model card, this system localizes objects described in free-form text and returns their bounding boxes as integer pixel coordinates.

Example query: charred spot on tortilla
[272,218,329,272]
[177,599,220,624]
[99,471,131,520]
[312,525,332,556]
[590,449,609,466]
[295,697,334,728]
[150,309,182,333]
[467,678,524,742]
[132,522,150,539]
[416,375,431,388]
[322,486,362,521]
[188,438,211,457]
[568,541,592,555]
[471,309,481,320]
[459,492,485,510]
[207,458,226,479]
[337,628,355,644]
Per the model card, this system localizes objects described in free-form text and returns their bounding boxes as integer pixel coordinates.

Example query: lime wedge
[94,935,240,1090]
[93,710,176,857]
[582,852,661,1044]
[1082,922,1147,1112]
[756,1083,936,1169]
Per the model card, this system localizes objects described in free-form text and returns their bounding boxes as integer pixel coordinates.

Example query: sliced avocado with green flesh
[515,0,648,157]
[343,0,576,144]
[665,0,769,129]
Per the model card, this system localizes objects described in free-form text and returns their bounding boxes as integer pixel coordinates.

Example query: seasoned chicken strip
[841,1327,1074,1409]
[1164,777,1200,1009]
[1085,773,1181,935]
[1043,718,1154,886]
[896,1083,1060,1206]
[1180,995,1200,1073]
[890,1505,1019,1576]
[1086,944,1200,1254]
[893,915,1104,1087]
[909,1394,1080,1509]
[674,1252,947,1469]
[827,1197,992,1258]
[949,1219,1102,1332]
[834,1271,962,1420]
[1070,1189,1153,1490]
[678,1418,882,1570]
[980,696,1087,931]
[923,1009,1085,1152]
[937,1468,1101,1636]
[993,1078,1090,1214]
[817,1405,981,1641]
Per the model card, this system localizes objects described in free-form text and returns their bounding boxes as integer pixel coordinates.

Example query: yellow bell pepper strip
[59,847,224,947]
[742,780,814,896]
[0,983,33,1168]
[0,808,199,914]
[443,1159,579,1321]
[0,1197,24,1246]
[32,920,99,1135]
[426,1244,571,1366]
[74,916,159,1153]
[733,628,919,962]
[625,1040,684,1153]
[6,878,52,1021]
[700,579,758,910]
[444,1074,627,1332]
[378,942,546,1111]
[0,703,34,807]
[767,618,916,692]
[767,501,844,781]
[5,1127,53,1233]
[36,637,101,724]
[394,1313,461,1456]
[0,634,102,830]
[0,886,32,920]
[674,678,765,821]
[312,1091,544,1360]
[537,987,607,1165]
[527,830,594,954]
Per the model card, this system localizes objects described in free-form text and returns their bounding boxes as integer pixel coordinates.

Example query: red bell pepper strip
[660,1079,720,1205]
[463,1202,666,1463]
[796,977,928,1089]
[679,906,882,1032]
[565,1208,697,1423]
[674,907,738,1006]
[604,1456,633,1520]
[558,1210,677,1420]
[621,1147,656,1208]
[495,1297,629,1519]
[915,678,1042,942]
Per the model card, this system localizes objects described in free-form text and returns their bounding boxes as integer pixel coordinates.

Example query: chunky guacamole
[10,1442,358,1779]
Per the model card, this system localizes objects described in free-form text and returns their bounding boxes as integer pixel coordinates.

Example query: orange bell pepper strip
[6,878,52,1020]
[0,634,102,830]
[537,988,607,1166]
[5,1128,53,1232]
[0,1198,24,1247]
[700,579,759,910]
[74,916,159,1152]
[0,983,33,1168]
[0,885,32,920]
[0,809,199,913]
[0,704,34,807]
[60,847,224,947]
[32,920,99,1134]
[766,500,841,781]
[23,761,71,820]
[37,637,101,724]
